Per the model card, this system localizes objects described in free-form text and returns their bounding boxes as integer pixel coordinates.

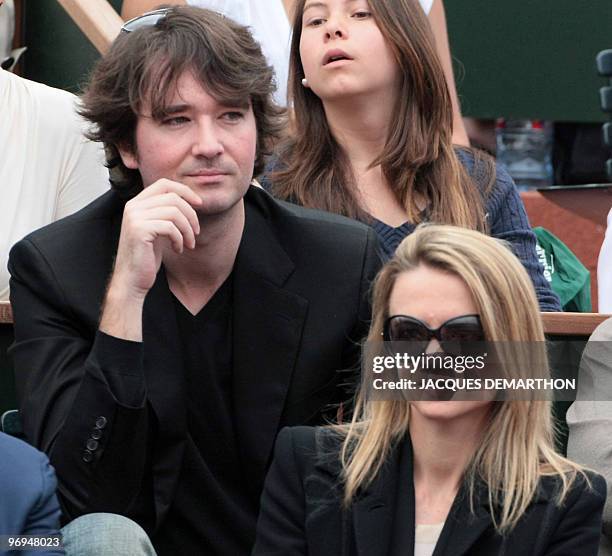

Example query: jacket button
[82,450,93,463]
[90,429,102,440]
[95,416,107,429]
[86,439,99,451]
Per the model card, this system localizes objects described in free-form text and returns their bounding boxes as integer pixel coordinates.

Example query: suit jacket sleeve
[543,472,606,556]
[253,427,308,556]
[8,237,152,521]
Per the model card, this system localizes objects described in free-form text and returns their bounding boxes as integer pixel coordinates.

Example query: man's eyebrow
[218,98,251,110]
[153,99,250,118]
[163,103,190,115]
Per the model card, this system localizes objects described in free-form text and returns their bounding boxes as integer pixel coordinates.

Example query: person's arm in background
[0,433,65,555]
[121,0,186,21]
[566,319,612,550]
[456,149,561,312]
[598,208,612,313]
[54,97,110,220]
[427,0,469,147]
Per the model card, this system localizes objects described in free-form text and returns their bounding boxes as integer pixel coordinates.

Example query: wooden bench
[541,312,610,335]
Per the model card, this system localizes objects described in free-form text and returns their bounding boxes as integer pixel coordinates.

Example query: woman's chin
[410,400,492,423]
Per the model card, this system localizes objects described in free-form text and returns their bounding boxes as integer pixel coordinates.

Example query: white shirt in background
[0,0,14,62]
[599,208,612,313]
[0,69,109,301]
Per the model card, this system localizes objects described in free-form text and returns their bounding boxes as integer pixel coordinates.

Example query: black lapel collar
[349,434,495,556]
[433,474,554,556]
[142,268,187,525]
[232,190,309,491]
[352,437,409,556]
[389,437,416,556]
[433,477,492,556]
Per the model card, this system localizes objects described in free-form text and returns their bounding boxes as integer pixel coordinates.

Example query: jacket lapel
[352,438,410,556]
[232,195,309,492]
[388,437,416,556]
[351,435,493,556]
[434,477,553,556]
[142,269,187,525]
[433,480,492,556]
[353,491,394,556]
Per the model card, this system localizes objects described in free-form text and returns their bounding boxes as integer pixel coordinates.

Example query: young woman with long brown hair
[253,226,604,556]
[264,0,560,311]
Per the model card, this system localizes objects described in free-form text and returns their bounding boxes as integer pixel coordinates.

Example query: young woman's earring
[301,78,309,87]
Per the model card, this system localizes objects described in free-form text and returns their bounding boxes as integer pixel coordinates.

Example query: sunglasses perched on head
[121,8,170,33]
[382,314,485,351]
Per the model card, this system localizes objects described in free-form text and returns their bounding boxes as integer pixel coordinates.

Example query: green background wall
[23,0,122,93]
[444,1,611,122]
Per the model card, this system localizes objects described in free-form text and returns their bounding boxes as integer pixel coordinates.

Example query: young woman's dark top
[262,150,562,312]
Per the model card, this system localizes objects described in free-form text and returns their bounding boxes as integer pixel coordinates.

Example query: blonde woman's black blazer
[253,426,606,556]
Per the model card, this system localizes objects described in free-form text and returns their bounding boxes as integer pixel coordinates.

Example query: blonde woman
[253,225,605,556]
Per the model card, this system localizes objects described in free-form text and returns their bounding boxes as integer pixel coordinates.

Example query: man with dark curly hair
[8,7,380,555]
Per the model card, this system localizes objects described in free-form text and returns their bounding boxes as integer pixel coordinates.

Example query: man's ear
[117,143,139,170]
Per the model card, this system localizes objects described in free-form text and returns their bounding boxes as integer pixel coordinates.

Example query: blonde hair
[338,224,587,534]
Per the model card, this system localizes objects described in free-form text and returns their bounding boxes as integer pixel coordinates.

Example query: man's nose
[192,120,224,159]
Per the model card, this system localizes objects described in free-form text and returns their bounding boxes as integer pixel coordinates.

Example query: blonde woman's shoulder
[538,468,606,509]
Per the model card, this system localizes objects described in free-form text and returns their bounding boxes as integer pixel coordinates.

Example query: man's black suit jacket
[8,186,381,537]
[253,426,606,556]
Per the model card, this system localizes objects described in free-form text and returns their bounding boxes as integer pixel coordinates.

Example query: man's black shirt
[154,276,255,555]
